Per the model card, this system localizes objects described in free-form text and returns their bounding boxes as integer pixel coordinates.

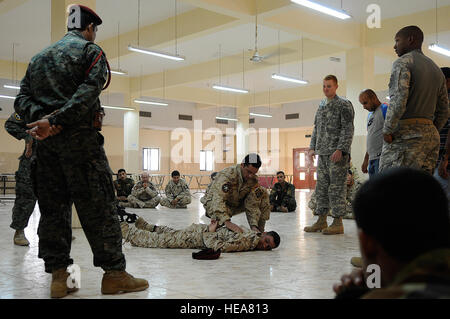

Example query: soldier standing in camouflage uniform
[127,172,160,208]
[4,112,37,246]
[305,75,355,235]
[160,170,192,208]
[333,168,450,299]
[121,217,280,253]
[269,171,297,213]
[380,26,449,174]
[113,168,134,207]
[15,5,147,298]
[202,154,268,233]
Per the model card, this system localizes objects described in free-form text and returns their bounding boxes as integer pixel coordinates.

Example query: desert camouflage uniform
[127,181,160,208]
[202,164,269,230]
[160,179,192,208]
[4,112,38,230]
[362,249,450,299]
[269,182,297,212]
[380,50,449,174]
[14,30,125,273]
[124,222,261,253]
[310,95,355,218]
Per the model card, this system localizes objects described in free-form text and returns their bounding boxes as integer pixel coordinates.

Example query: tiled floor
[0,191,360,299]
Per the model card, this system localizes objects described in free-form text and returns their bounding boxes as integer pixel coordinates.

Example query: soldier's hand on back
[25,140,33,158]
[330,150,343,163]
[27,119,51,141]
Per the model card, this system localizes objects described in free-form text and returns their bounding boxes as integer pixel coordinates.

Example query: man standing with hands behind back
[15,5,148,298]
[305,75,355,235]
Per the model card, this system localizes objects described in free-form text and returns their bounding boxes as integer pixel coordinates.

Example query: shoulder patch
[14,113,22,122]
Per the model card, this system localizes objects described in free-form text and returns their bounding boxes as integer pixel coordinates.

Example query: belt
[399,118,433,125]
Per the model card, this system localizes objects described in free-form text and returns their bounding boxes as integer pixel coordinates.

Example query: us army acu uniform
[14,30,126,274]
[4,112,38,246]
[269,182,297,212]
[127,181,160,208]
[380,49,449,174]
[305,95,355,235]
[114,177,134,207]
[202,164,269,231]
[121,217,261,253]
[160,179,192,208]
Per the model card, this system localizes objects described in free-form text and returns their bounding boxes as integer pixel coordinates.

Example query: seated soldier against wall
[269,171,297,213]
[127,172,160,208]
[160,171,192,209]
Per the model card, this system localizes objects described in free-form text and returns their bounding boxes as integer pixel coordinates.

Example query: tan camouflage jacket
[203,226,261,253]
[164,179,190,200]
[202,164,259,226]
[131,181,158,201]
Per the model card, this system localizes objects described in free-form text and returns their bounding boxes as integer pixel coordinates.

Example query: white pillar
[124,110,140,174]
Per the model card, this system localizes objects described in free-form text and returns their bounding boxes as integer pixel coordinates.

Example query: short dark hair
[324,75,338,85]
[396,26,424,45]
[267,231,281,249]
[118,169,126,175]
[171,170,180,177]
[242,153,262,169]
[211,172,218,179]
[276,171,285,177]
[353,168,450,263]
[360,89,378,100]
[442,67,450,79]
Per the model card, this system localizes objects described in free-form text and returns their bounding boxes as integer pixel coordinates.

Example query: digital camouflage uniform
[127,181,160,208]
[4,112,37,230]
[14,30,125,273]
[362,249,450,299]
[310,96,355,218]
[113,177,134,207]
[269,182,297,212]
[380,50,449,174]
[122,220,261,253]
[160,179,192,208]
[202,164,270,231]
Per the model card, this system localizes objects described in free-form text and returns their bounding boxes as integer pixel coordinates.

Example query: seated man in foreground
[333,168,450,299]
[114,169,135,208]
[121,217,280,253]
[127,172,160,208]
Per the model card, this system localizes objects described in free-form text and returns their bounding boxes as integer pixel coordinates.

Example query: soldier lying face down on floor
[120,216,280,253]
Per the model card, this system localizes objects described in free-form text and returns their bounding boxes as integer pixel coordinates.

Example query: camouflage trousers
[128,223,208,249]
[127,195,160,208]
[309,191,353,218]
[315,154,350,218]
[10,156,37,230]
[380,123,440,175]
[271,198,297,212]
[160,195,192,208]
[34,131,125,273]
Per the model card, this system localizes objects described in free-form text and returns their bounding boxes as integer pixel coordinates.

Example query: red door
[293,148,317,190]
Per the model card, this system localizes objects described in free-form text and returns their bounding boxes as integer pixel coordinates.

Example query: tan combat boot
[350,257,363,268]
[51,268,78,298]
[304,215,328,233]
[14,229,30,246]
[322,217,344,235]
[101,271,149,295]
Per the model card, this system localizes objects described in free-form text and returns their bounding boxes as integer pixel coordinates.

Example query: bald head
[394,26,424,57]
[141,172,149,183]
[359,89,381,112]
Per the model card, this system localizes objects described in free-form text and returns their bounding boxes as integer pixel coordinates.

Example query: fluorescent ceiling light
[128,45,185,61]
[216,116,238,122]
[0,94,16,100]
[3,84,20,90]
[134,99,169,106]
[212,85,249,94]
[110,69,128,76]
[272,74,309,85]
[290,0,351,20]
[428,44,450,57]
[250,113,273,118]
[102,105,135,111]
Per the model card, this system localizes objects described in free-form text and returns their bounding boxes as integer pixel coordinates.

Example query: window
[200,150,214,171]
[143,148,160,171]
